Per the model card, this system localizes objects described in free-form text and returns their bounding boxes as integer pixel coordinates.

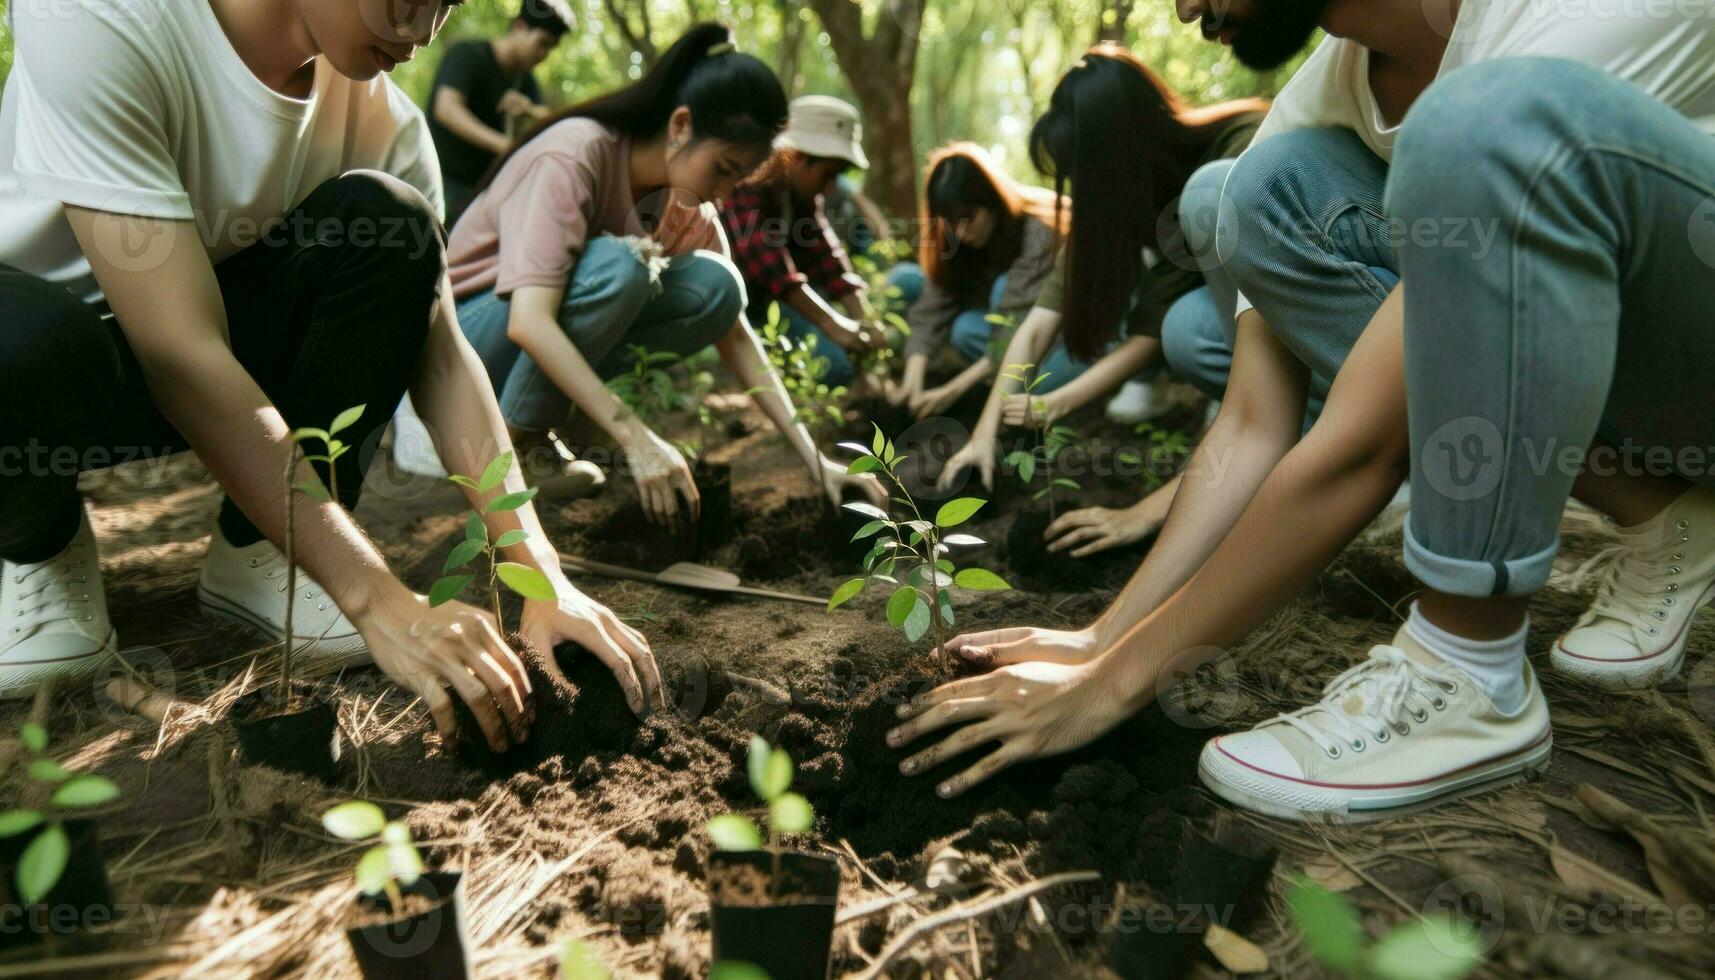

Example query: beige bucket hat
[775,95,869,169]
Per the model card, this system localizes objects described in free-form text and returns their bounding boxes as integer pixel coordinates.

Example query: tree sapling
[1286,878,1481,980]
[829,425,1011,672]
[999,363,1081,521]
[756,302,847,507]
[430,450,557,628]
[0,723,120,908]
[276,403,365,705]
[322,800,425,918]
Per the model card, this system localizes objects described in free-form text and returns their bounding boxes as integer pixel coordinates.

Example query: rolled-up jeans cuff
[1402,521,1559,598]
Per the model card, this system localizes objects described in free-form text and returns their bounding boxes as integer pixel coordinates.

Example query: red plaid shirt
[721,184,864,311]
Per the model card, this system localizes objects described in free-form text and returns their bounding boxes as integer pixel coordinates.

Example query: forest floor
[2,385,1713,978]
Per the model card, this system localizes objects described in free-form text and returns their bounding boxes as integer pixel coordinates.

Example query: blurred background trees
[0,0,1312,217]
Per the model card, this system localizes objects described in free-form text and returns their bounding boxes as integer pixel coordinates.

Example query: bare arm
[1039,335,1163,419]
[434,87,509,158]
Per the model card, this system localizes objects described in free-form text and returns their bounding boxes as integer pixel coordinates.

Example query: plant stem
[488,549,503,634]
[279,445,297,708]
[383,879,405,919]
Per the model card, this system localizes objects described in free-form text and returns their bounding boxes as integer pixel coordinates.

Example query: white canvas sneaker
[197,525,369,667]
[389,395,448,479]
[1105,377,1171,425]
[1553,487,1715,690]
[1,507,117,699]
[1198,628,1552,822]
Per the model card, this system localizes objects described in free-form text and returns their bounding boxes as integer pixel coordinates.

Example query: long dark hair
[467,23,787,203]
[1029,45,1266,361]
[918,142,1068,302]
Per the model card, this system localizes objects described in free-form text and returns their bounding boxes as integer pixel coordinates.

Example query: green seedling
[322,800,426,917]
[829,425,1011,671]
[705,735,814,854]
[0,723,121,905]
[709,963,770,980]
[1287,878,1482,980]
[756,302,847,506]
[559,937,613,979]
[1117,423,1192,493]
[277,403,365,705]
[432,450,557,628]
[1000,364,1081,521]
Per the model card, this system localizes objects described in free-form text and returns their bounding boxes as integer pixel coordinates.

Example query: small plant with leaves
[1117,422,1192,493]
[607,343,697,453]
[705,736,814,862]
[432,450,557,628]
[322,801,426,917]
[0,723,121,906]
[756,302,848,505]
[559,938,613,980]
[1287,878,1482,980]
[999,364,1081,521]
[829,425,1011,672]
[275,403,365,704]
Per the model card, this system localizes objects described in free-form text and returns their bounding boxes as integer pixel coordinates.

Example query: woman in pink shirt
[448,24,884,528]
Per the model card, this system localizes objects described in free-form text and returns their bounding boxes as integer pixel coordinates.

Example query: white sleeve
[9,4,188,218]
[377,81,447,222]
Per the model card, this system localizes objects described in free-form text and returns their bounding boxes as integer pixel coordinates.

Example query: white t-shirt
[1231,0,1715,315]
[0,0,444,305]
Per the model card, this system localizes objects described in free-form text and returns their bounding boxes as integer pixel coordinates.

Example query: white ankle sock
[1405,603,1529,715]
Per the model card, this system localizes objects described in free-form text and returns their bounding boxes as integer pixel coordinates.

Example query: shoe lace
[1271,646,1461,758]
[1570,530,1686,641]
[8,548,95,634]
[249,549,327,605]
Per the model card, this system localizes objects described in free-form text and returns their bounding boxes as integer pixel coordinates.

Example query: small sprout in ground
[322,801,425,918]
[0,723,122,905]
[756,301,848,503]
[829,424,1011,672]
[434,450,556,629]
[277,403,365,704]
[1000,363,1081,520]
[559,937,612,979]
[607,344,707,461]
[1117,422,1192,493]
[1286,878,1481,980]
[710,963,771,980]
[705,736,814,853]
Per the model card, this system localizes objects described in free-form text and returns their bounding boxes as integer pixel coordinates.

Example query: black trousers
[0,171,446,563]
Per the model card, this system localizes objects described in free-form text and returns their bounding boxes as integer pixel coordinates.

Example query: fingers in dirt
[900,720,999,776]
[888,697,991,749]
[895,674,994,721]
[938,745,1023,798]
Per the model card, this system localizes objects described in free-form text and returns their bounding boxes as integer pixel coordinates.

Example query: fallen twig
[853,870,1099,980]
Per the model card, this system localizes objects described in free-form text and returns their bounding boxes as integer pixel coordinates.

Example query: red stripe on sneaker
[1212,728,1551,790]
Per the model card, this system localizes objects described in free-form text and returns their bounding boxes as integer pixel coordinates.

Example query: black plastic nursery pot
[693,461,733,560]
[1107,824,1277,979]
[0,819,115,955]
[707,850,840,980]
[231,691,340,783]
[345,872,472,980]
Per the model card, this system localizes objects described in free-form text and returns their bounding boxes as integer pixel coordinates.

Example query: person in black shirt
[427,2,569,213]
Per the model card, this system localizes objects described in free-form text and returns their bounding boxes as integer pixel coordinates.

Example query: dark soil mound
[1005,507,1103,592]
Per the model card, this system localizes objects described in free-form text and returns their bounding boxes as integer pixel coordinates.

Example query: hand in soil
[1045,495,1170,557]
[886,659,1130,797]
[937,433,997,492]
[940,626,1101,670]
[819,456,887,509]
[910,380,965,420]
[366,592,531,752]
[519,582,666,717]
[623,424,699,532]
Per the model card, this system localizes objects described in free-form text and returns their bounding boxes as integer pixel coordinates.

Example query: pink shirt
[447,117,726,299]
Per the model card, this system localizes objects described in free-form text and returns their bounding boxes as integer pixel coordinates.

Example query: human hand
[909,381,963,420]
[623,424,699,533]
[822,456,887,509]
[936,434,998,492]
[519,578,667,718]
[1000,390,1065,429]
[496,90,535,118]
[1045,498,1168,558]
[938,625,1102,670]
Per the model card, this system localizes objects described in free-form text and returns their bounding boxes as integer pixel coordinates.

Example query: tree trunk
[775,0,806,91]
[806,0,926,221]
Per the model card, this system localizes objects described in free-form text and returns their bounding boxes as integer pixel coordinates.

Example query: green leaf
[0,810,45,838]
[478,451,515,493]
[836,441,872,458]
[851,520,888,541]
[465,512,487,544]
[1368,917,1483,980]
[388,840,424,886]
[871,424,886,456]
[1016,455,1037,483]
[828,578,866,611]
[496,563,557,601]
[942,533,984,547]
[27,759,69,784]
[443,538,484,573]
[560,938,614,980]
[483,488,539,513]
[1053,478,1081,490]
[843,501,889,522]
[494,529,530,549]
[935,498,986,528]
[17,823,69,905]
[846,455,880,475]
[428,574,473,608]
[937,589,955,628]
[20,722,46,754]
[706,814,763,851]
[755,748,792,802]
[328,404,367,436]
[953,568,1011,591]
[322,801,387,840]
[902,595,932,643]
[886,586,920,629]
[291,426,330,445]
[746,735,771,799]
[49,775,119,809]
[1287,879,1367,975]
[293,478,331,503]
[355,845,391,895]
[710,963,771,980]
[770,793,814,835]
[448,473,480,490]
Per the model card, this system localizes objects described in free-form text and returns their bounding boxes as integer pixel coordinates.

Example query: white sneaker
[1105,377,1171,425]
[1553,487,1715,690]
[1198,628,1551,822]
[197,525,369,667]
[389,395,447,479]
[0,507,117,699]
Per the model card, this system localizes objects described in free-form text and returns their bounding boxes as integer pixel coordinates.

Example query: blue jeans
[1388,58,1715,597]
[885,261,925,309]
[945,274,1088,393]
[459,236,743,431]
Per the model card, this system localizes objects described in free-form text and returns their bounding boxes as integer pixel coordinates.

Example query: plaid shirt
[721,184,865,313]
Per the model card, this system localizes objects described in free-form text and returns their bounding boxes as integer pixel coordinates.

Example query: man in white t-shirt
[0,0,668,747]
[884,0,1715,821]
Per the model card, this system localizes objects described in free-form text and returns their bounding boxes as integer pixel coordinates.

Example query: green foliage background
[0,0,1313,198]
